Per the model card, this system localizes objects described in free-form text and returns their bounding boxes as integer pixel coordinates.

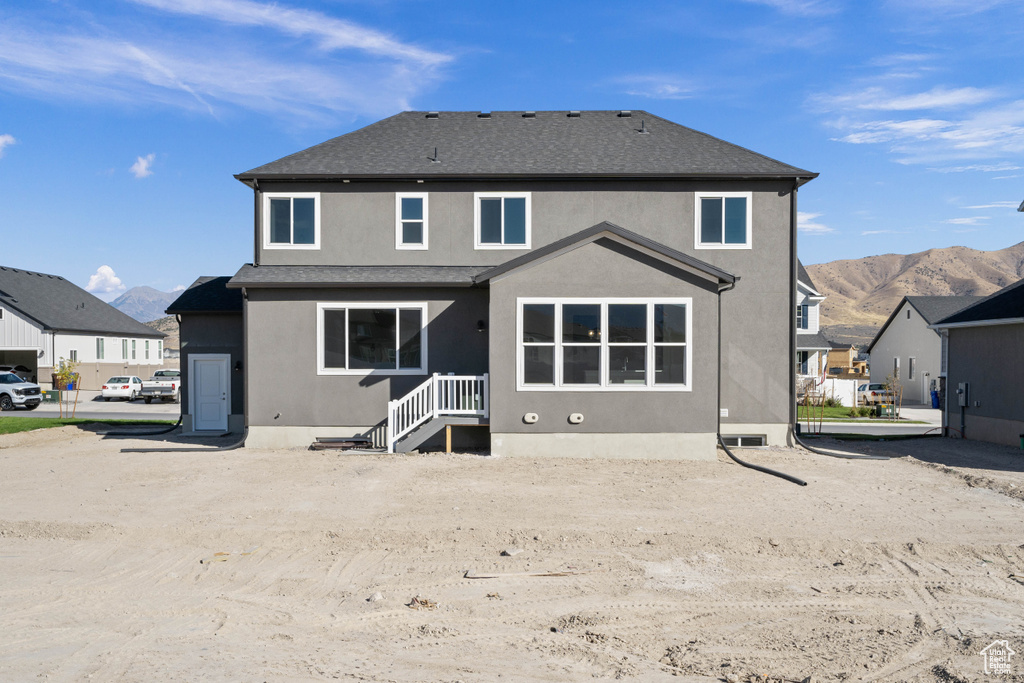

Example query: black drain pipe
[717,278,807,487]
[792,432,889,460]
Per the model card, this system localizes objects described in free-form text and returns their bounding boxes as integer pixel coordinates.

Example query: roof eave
[225,280,477,289]
[235,171,819,185]
[930,317,1024,330]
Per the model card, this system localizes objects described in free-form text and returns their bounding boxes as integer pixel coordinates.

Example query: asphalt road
[4,390,181,422]
[803,405,943,437]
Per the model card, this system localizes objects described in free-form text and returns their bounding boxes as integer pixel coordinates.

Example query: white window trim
[516,297,692,392]
[262,192,321,250]
[474,192,532,250]
[908,356,916,380]
[395,193,429,250]
[122,338,128,360]
[316,302,429,376]
[96,337,105,361]
[694,191,753,250]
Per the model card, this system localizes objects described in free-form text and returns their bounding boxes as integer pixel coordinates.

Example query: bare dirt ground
[1,427,1023,682]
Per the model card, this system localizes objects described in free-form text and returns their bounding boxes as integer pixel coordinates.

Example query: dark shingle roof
[934,278,1024,326]
[166,277,243,314]
[228,265,488,288]
[0,265,165,337]
[236,111,816,181]
[797,260,821,294]
[475,221,736,285]
[797,331,832,350]
[865,295,986,352]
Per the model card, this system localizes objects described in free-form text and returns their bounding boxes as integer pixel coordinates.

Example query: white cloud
[171,284,186,292]
[612,75,697,100]
[964,201,1019,209]
[797,211,834,234]
[0,2,453,122]
[86,265,126,295]
[0,133,14,158]
[931,163,1022,173]
[816,86,997,112]
[739,0,840,15]
[130,153,156,178]
[943,216,988,225]
[861,230,900,236]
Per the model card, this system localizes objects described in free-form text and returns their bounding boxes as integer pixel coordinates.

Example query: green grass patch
[0,417,176,436]
[797,405,921,421]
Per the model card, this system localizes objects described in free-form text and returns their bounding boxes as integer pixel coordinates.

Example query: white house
[796,260,830,383]
[0,266,165,390]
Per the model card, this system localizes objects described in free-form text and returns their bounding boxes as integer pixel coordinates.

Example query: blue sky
[1,0,1021,300]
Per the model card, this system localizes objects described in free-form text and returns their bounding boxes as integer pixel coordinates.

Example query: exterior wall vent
[567,110,581,118]
[425,112,439,119]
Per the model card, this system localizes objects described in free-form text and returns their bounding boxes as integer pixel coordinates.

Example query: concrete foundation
[490,432,718,460]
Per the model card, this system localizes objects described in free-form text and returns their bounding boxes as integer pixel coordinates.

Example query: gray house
[0,265,165,390]
[932,278,1024,445]
[865,296,984,405]
[194,111,816,457]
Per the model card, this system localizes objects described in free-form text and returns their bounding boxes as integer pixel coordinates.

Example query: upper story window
[317,302,427,376]
[263,192,320,249]
[475,192,531,249]
[695,192,752,249]
[518,298,691,391]
[396,193,428,250]
[797,304,809,330]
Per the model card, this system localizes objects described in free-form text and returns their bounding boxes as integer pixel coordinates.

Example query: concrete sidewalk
[809,404,942,436]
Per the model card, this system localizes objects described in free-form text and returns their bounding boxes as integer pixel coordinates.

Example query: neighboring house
[865,296,984,405]
[932,278,1024,446]
[825,343,866,378]
[0,266,165,390]
[795,260,830,382]
[184,110,816,456]
[166,277,244,434]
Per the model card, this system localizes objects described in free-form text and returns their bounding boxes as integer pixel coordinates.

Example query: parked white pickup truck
[139,369,182,404]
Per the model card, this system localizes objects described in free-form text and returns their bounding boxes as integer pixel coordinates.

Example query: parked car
[0,364,31,381]
[0,372,42,411]
[139,369,181,404]
[857,383,891,405]
[101,376,144,401]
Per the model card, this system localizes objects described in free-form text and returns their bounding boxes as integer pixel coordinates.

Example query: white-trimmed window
[158,341,163,358]
[132,340,137,360]
[475,192,531,249]
[263,192,320,249]
[695,192,752,249]
[96,338,105,360]
[69,349,78,362]
[517,298,691,391]
[796,304,809,330]
[396,193,428,250]
[145,340,150,360]
[908,356,916,380]
[122,339,128,360]
[317,303,428,375]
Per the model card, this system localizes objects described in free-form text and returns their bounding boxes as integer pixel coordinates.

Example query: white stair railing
[387,373,488,453]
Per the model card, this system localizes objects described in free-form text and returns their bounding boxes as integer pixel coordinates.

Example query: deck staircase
[387,373,489,453]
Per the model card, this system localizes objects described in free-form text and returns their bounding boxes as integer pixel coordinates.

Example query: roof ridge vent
[478,111,491,119]
[425,111,439,119]
[567,110,581,118]
[618,110,632,117]
[522,111,536,118]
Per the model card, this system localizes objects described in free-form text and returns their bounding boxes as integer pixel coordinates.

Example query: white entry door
[190,354,229,431]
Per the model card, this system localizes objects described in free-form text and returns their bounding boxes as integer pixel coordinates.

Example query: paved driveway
[6,390,181,422]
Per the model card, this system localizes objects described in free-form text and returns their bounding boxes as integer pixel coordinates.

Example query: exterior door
[190,354,229,431]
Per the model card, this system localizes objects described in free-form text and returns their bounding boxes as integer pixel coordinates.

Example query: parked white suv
[0,372,43,411]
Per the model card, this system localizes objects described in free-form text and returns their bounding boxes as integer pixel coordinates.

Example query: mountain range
[805,241,1024,347]
[110,286,180,323]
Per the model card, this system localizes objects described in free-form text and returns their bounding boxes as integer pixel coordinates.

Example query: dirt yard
[1,427,1022,682]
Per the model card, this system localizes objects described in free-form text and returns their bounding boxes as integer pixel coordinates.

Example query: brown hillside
[145,315,179,351]
[805,241,1024,346]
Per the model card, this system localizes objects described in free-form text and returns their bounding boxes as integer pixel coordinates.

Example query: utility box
[875,404,893,417]
[957,382,970,407]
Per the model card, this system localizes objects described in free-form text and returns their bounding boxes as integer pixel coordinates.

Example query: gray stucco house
[865,296,984,405]
[184,111,816,457]
[932,278,1024,445]
[0,265,165,391]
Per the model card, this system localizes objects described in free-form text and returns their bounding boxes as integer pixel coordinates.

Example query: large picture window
[695,192,751,249]
[475,192,531,249]
[396,193,428,250]
[263,192,320,249]
[317,303,427,375]
[518,298,691,391]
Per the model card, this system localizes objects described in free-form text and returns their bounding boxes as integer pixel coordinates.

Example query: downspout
[789,181,798,443]
[717,278,807,486]
[253,179,261,267]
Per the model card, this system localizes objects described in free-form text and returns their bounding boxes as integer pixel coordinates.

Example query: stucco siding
[946,324,1024,439]
[488,239,721,437]
[245,287,488,429]
[179,313,244,419]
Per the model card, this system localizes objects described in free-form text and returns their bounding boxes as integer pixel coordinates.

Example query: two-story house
[795,260,830,385]
[179,111,816,457]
